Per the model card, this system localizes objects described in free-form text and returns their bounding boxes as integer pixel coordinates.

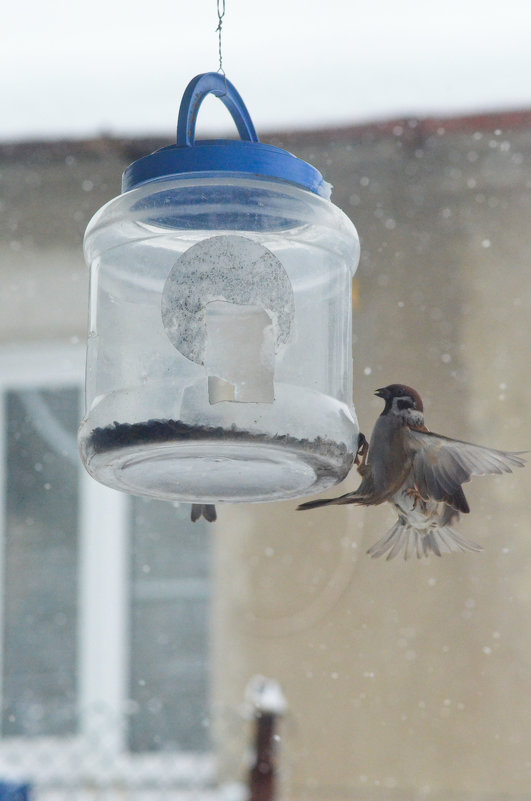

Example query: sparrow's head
[375,384,424,422]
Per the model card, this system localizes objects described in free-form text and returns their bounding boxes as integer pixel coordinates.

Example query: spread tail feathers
[367,520,482,560]
[191,504,217,523]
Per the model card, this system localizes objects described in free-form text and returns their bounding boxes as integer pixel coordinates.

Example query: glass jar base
[81,419,354,503]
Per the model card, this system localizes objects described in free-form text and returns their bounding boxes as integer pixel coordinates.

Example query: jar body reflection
[79,175,360,503]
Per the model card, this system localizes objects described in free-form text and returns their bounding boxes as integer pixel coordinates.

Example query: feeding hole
[206,301,275,404]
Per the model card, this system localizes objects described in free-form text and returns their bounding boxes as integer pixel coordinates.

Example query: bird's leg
[404,486,424,510]
[355,432,369,475]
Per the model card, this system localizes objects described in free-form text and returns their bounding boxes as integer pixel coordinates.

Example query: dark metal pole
[245,676,286,801]
[248,711,277,801]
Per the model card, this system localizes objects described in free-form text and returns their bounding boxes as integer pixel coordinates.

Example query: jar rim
[122,140,332,199]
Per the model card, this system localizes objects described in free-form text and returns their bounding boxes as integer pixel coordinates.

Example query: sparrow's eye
[396,397,415,410]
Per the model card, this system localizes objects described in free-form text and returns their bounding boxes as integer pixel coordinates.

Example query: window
[128,497,212,754]
[3,386,80,738]
[0,343,214,796]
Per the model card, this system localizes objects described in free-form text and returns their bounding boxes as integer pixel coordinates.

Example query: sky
[2,0,531,142]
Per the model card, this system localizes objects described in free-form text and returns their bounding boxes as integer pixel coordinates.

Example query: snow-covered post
[245,676,287,801]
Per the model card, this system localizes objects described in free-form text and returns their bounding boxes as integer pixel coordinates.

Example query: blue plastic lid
[122,73,331,199]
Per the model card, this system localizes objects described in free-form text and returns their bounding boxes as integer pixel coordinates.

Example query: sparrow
[298,384,526,559]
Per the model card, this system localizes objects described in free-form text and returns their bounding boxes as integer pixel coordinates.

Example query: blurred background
[1,1,530,799]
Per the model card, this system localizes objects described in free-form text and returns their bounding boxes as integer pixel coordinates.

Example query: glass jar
[78,73,361,504]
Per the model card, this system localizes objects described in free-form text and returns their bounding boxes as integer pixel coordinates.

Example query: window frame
[0,341,215,792]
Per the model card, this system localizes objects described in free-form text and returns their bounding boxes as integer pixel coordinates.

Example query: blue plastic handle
[177,72,259,147]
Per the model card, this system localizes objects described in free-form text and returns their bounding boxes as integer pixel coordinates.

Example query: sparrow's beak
[374,387,389,399]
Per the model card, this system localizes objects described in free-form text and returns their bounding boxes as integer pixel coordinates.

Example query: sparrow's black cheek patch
[397,398,415,410]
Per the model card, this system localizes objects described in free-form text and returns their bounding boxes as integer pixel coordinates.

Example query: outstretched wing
[407,429,526,514]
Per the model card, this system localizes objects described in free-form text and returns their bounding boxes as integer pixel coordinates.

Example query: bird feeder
[78,73,361,504]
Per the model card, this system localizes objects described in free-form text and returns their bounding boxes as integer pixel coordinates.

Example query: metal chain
[216,0,226,75]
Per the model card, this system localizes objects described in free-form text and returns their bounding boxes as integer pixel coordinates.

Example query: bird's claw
[404,486,424,509]
[355,432,369,471]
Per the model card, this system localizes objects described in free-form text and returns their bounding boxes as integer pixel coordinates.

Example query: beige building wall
[1,115,530,799]
[214,118,531,800]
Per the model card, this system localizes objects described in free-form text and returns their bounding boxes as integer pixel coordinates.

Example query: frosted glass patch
[161,234,294,366]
